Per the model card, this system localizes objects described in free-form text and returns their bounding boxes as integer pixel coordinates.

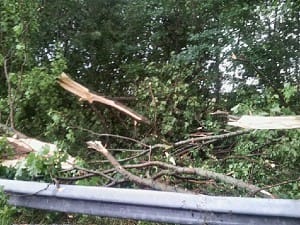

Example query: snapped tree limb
[87,141,194,194]
[174,129,251,147]
[0,135,75,170]
[228,115,300,129]
[58,73,150,124]
[124,161,274,198]
[87,141,274,198]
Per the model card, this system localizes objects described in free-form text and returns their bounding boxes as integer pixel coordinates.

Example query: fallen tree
[1,123,275,198]
[2,73,300,199]
[86,140,274,198]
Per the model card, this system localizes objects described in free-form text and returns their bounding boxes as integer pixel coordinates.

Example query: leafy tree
[0,0,299,223]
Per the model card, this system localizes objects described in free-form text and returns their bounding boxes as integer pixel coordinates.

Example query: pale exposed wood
[58,73,150,124]
[228,115,300,129]
[1,136,75,169]
[5,137,34,153]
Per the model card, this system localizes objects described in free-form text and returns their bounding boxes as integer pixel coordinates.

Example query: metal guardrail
[0,179,299,225]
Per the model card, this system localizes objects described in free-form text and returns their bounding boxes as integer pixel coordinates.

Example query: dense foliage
[0,0,299,224]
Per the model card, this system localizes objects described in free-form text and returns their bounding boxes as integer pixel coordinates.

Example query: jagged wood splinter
[58,73,150,124]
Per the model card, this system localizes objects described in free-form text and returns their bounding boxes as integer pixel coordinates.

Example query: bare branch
[95,149,149,164]
[96,133,150,148]
[249,177,300,197]
[106,160,273,198]
[87,141,195,194]
[86,140,274,198]
[73,165,115,182]
[174,129,251,147]
[71,126,150,148]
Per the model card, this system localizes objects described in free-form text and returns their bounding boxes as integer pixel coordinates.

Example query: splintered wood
[0,137,75,169]
[58,73,150,124]
[228,115,300,129]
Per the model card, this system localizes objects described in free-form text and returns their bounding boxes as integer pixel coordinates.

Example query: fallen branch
[106,160,273,198]
[91,133,150,148]
[249,177,300,197]
[95,149,149,164]
[86,141,273,198]
[58,73,150,124]
[87,141,194,194]
[172,140,216,156]
[174,129,251,147]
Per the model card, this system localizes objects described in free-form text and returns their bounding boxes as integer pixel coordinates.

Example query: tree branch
[87,141,194,194]
[111,160,273,198]
[249,177,300,197]
[86,141,273,198]
[174,129,251,147]
[59,73,151,124]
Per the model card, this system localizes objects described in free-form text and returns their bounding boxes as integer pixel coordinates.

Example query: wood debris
[228,115,300,129]
[58,73,150,124]
[1,136,75,169]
